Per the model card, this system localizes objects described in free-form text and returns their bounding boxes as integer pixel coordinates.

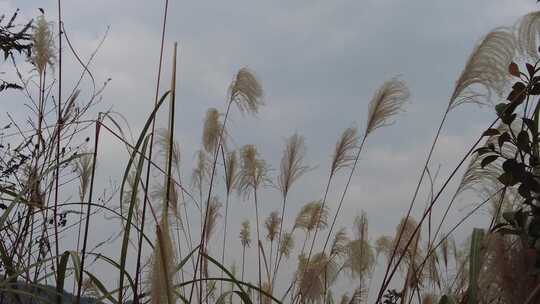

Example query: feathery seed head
[297,252,338,302]
[450,28,516,109]
[265,211,281,242]
[365,77,409,136]
[279,232,294,258]
[74,151,93,202]
[202,108,222,153]
[150,218,177,304]
[205,196,222,244]
[294,201,328,232]
[330,228,349,258]
[191,150,208,190]
[229,67,263,114]
[517,11,540,60]
[238,144,269,197]
[224,151,239,195]
[375,235,393,261]
[278,133,309,199]
[331,127,358,175]
[31,15,55,74]
[240,220,251,247]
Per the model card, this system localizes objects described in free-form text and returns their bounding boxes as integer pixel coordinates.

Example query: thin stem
[132,0,169,302]
[75,119,101,304]
[375,106,451,303]
[254,188,262,304]
[189,100,233,303]
[272,195,288,283]
[323,135,368,252]
[376,117,499,302]
[219,193,230,295]
[53,0,63,281]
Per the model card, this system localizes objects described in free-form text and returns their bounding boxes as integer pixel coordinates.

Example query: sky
[2,0,539,302]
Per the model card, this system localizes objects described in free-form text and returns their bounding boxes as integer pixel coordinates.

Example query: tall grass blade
[467,228,484,304]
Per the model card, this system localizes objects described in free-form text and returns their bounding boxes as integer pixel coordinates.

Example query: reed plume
[278,133,309,198]
[238,144,268,295]
[229,67,264,114]
[150,217,177,304]
[122,170,142,225]
[294,201,329,233]
[240,220,252,248]
[191,150,208,196]
[202,108,222,153]
[204,196,221,245]
[449,28,516,109]
[224,151,239,195]
[265,210,281,273]
[375,235,393,262]
[74,152,93,202]
[274,133,309,282]
[516,11,540,59]
[347,215,374,279]
[365,77,409,136]
[239,220,251,280]
[238,144,269,197]
[330,127,358,175]
[24,165,43,208]
[265,211,280,243]
[393,217,421,267]
[279,232,294,259]
[220,150,238,294]
[157,128,181,169]
[203,196,221,277]
[31,14,55,74]
[296,252,338,303]
[329,228,349,259]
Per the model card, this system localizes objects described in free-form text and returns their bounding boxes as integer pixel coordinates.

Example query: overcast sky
[2,0,539,301]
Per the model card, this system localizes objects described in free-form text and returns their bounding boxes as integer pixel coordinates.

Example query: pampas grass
[220,150,238,294]
[516,11,540,60]
[365,77,410,136]
[330,127,358,176]
[31,15,55,74]
[279,232,294,259]
[294,201,329,234]
[202,108,222,153]
[278,133,309,199]
[240,220,252,280]
[449,28,516,109]
[329,228,349,258]
[6,6,540,304]
[296,252,338,303]
[150,217,177,304]
[347,213,374,280]
[273,133,309,283]
[229,68,264,114]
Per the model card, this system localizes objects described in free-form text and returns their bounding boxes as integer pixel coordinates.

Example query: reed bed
[1,3,540,304]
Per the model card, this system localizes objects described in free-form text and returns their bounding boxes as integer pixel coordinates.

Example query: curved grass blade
[56,251,70,304]
[118,134,151,302]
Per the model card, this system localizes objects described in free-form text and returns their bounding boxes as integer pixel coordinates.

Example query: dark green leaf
[498,172,518,186]
[481,155,498,168]
[517,131,531,153]
[530,84,540,95]
[498,132,511,148]
[482,128,500,137]
[527,63,535,76]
